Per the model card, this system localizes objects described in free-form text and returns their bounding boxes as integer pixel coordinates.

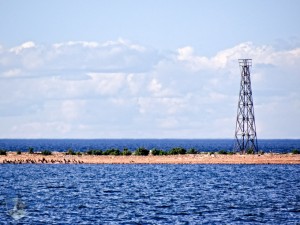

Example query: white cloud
[126,73,146,95]
[137,97,185,115]
[53,41,100,49]
[3,68,21,77]
[0,40,299,138]
[61,100,85,121]
[88,73,126,96]
[148,79,162,93]
[0,39,159,79]
[10,122,72,138]
[177,42,300,72]
[177,46,212,71]
[9,41,36,54]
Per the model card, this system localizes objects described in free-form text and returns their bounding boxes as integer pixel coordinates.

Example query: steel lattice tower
[234,59,258,153]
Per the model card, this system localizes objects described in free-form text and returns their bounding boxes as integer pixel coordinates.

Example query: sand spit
[0,152,300,164]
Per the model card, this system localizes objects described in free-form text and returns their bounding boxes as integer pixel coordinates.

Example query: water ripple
[0,164,299,224]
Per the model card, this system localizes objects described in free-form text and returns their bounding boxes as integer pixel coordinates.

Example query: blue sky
[2,1,299,53]
[0,0,299,138]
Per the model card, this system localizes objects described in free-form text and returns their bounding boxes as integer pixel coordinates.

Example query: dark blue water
[0,139,300,153]
[0,164,299,224]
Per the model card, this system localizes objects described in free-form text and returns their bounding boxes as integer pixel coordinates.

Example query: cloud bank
[0,40,299,138]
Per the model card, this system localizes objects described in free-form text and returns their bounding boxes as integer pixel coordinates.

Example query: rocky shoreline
[0,152,299,164]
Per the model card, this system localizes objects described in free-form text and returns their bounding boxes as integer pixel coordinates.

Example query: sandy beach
[0,152,300,164]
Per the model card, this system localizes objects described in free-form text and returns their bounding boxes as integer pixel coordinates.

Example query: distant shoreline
[1,139,299,154]
[1,152,299,164]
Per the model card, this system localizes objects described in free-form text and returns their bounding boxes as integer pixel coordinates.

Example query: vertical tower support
[234,59,258,153]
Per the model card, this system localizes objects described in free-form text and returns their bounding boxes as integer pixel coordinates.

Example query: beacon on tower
[234,59,258,153]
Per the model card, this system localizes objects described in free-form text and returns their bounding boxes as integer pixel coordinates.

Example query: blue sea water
[0,139,300,153]
[0,164,299,224]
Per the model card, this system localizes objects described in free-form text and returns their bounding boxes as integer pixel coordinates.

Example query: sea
[0,139,299,224]
[0,164,299,224]
[0,139,300,153]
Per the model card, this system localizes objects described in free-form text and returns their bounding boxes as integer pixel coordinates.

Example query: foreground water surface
[0,164,299,224]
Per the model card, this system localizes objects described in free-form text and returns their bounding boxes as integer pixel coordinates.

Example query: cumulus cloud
[0,40,299,138]
[177,42,300,72]
[9,41,36,54]
[0,38,160,79]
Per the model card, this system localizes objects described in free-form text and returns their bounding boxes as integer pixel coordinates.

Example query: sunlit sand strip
[0,152,299,164]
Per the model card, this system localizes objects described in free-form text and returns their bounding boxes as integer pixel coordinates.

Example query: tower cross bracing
[234,59,258,153]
